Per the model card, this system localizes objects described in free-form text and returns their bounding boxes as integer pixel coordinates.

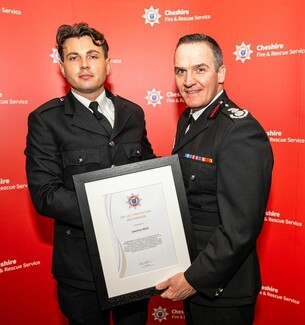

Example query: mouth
[185,89,202,97]
[185,89,202,95]
[79,74,94,80]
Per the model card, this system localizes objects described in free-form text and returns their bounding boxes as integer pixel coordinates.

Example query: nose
[80,57,90,69]
[183,72,196,87]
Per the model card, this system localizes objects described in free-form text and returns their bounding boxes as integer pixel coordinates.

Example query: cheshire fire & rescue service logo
[233,42,253,63]
[50,48,61,64]
[142,6,162,26]
[145,88,164,107]
[126,194,142,209]
[151,306,169,322]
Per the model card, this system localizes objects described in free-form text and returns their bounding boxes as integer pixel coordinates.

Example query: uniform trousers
[184,300,255,325]
[57,282,149,325]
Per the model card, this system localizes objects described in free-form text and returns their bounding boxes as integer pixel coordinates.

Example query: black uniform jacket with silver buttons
[25,89,155,289]
[172,90,273,307]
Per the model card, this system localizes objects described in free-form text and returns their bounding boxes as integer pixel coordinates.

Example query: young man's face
[59,35,111,100]
[174,42,225,109]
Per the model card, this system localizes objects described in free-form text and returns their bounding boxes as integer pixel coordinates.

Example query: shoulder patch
[115,93,134,103]
[36,97,65,113]
[113,93,140,109]
[227,107,249,119]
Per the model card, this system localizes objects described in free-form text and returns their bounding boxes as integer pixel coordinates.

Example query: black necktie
[185,114,195,134]
[89,101,103,120]
[89,101,112,134]
[188,114,195,127]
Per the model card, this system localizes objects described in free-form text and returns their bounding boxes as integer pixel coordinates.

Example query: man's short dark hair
[176,33,223,71]
[56,22,109,61]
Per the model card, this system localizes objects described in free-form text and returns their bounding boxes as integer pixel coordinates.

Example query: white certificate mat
[73,155,195,309]
[102,183,177,280]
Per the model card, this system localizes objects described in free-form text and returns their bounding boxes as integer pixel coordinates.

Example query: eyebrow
[65,49,102,58]
[174,63,210,71]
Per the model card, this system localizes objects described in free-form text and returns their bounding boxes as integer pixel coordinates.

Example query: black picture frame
[73,155,196,310]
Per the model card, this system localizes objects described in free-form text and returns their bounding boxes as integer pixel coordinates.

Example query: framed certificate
[73,155,196,309]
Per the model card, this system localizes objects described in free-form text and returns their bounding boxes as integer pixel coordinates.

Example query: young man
[156,34,273,325]
[25,23,155,325]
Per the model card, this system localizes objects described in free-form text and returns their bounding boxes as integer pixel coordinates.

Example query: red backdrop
[1,0,304,324]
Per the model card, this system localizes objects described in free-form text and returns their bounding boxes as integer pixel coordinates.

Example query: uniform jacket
[25,89,155,289]
[172,91,273,307]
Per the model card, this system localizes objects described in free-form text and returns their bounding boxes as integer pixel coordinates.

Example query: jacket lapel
[174,108,190,147]
[109,94,131,141]
[65,91,112,137]
[173,107,209,153]
[173,91,228,153]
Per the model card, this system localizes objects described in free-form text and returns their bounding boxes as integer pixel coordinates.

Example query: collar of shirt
[191,89,224,120]
[71,90,115,127]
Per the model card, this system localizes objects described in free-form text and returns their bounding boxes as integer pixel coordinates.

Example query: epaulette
[36,97,65,113]
[219,100,249,119]
[112,93,140,108]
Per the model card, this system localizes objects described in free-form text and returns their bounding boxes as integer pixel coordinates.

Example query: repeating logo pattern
[50,48,60,63]
[151,306,169,322]
[145,88,164,107]
[233,42,253,63]
[142,6,162,26]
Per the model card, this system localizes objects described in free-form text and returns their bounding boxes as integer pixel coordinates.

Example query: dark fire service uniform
[173,90,273,310]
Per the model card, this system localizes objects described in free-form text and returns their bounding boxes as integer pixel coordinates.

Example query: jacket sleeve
[184,117,273,298]
[25,111,83,228]
[140,117,156,160]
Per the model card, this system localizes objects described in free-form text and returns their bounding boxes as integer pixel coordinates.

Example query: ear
[59,61,66,78]
[106,58,111,76]
[217,65,226,84]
